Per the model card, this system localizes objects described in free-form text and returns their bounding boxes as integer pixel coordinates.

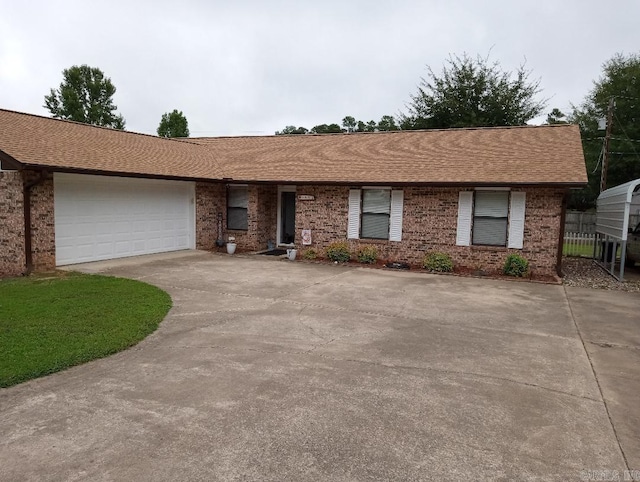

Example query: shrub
[503,254,529,277]
[325,241,351,263]
[422,252,454,272]
[302,248,317,260]
[357,245,378,264]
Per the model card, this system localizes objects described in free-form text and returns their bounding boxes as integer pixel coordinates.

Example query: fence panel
[563,232,596,257]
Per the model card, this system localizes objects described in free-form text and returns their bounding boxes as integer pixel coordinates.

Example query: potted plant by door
[226,236,237,255]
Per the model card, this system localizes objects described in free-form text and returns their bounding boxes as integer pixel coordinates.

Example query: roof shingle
[0,108,587,185]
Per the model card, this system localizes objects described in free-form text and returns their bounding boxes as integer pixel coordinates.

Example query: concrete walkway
[1,251,638,481]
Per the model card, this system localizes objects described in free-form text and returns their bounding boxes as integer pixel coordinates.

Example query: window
[472,191,509,246]
[227,186,248,230]
[348,188,403,241]
[456,190,526,249]
[361,189,391,239]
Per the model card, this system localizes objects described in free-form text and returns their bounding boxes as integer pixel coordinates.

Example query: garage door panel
[54,174,195,266]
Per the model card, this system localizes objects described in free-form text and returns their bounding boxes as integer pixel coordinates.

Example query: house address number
[298,195,315,201]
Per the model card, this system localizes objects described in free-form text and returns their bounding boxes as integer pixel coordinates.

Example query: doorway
[278,187,296,245]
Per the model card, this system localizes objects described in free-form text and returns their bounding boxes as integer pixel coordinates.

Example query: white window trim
[348,188,403,241]
[456,188,526,249]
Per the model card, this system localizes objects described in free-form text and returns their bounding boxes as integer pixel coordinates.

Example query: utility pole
[600,97,615,192]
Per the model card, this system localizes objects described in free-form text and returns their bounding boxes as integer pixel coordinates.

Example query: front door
[279,191,296,245]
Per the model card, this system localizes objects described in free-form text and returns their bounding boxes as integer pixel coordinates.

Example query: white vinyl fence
[563,232,596,257]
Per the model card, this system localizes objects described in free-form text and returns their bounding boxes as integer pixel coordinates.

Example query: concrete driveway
[1,251,638,481]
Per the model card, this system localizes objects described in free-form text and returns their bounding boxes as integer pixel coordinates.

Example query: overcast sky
[1,0,638,136]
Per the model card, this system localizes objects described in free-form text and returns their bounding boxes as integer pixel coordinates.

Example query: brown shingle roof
[0,108,587,185]
[0,108,223,180]
[193,125,587,185]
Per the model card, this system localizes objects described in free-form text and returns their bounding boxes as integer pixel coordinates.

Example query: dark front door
[280,192,296,244]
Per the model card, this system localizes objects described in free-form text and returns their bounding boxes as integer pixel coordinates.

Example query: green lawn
[0,272,171,388]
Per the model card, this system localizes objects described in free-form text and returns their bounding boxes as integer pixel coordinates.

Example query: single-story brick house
[0,108,587,278]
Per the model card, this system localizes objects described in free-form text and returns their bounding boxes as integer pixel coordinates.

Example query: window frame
[226,185,249,231]
[471,190,510,247]
[360,188,391,240]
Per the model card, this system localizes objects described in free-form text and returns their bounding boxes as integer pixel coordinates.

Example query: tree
[342,116,357,132]
[377,115,399,131]
[44,64,125,129]
[400,53,545,130]
[310,123,343,134]
[157,109,190,138]
[275,125,309,135]
[546,108,568,124]
[569,52,640,209]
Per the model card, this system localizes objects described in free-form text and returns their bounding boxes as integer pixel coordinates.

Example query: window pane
[228,187,248,208]
[362,213,389,239]
[473,217,507,246]
[474,191,509,217]
[362,189,390,214]
[227,207,248,230]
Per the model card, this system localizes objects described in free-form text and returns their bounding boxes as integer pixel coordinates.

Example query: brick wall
[0,170,56,277]
[0,171,26,277]
[196,183,277,252]
[25,172,55,271]
[195,182,225,249]
[295,186,565,277]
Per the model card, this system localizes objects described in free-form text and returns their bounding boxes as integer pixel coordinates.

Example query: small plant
[303,248,318,260]
[357,245,378,264]
[325,241,351,263]
[503,254,529,277]
[422,252,454,272]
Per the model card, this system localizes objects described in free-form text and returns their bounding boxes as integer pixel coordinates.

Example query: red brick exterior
[0,171,26,276]
[0,170,56,277]
[295,186,565,277]
[195,182,225,249]
[1,175,565,278]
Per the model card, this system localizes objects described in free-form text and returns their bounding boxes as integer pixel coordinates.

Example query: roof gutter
[22,171,49,276]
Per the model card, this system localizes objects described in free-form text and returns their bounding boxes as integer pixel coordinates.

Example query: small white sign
[301,229,312,245]
[298,195,315,201]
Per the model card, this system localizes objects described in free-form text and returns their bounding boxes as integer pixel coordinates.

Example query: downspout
[23,171,48,276]
[556,190,569,278]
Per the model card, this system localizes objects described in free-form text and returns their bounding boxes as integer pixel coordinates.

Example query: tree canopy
[44,65,125,129]
[400,54,545,129]
[157,109,190,138]
[275,114,399,135]
[569,52,640,209]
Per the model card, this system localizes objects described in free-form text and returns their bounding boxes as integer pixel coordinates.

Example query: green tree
[377,115,399,131]
[400,53,545,129]
[546,108,568,124]
[275,125,309,135]
[157,109,190,138]
[569,52,640,209]
[310,123,343,134]
[44,64,125,129]
[342,116,357,132]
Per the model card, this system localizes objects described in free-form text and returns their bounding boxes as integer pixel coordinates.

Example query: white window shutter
[347,189,361,239]
[456,191,473,246]
[507,192,526,249]
[389,190,404,241]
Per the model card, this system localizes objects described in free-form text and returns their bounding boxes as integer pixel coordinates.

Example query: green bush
[503,254,529,277]
[303,248,317,260]
[422,252,454,272]
[325,241,351,263]
[357,245,378,264]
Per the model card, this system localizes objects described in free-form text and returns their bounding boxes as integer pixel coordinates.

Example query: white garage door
[54,173,195,266]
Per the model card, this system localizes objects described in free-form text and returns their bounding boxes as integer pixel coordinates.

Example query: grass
[563,243,595,257]
[0,272,172,388]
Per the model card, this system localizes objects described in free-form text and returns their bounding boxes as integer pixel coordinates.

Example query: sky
[1,0,639,137]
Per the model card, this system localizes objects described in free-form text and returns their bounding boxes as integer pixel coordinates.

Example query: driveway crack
[563,285,630,471]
